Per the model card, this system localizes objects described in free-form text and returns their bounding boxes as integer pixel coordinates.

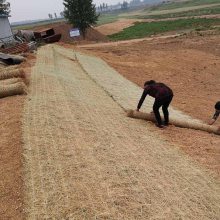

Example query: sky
[8,0,124,22]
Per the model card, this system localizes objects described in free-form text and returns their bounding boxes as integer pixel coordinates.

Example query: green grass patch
[108,18,220,41]
[149,0,220,11]
[139,6,220,19]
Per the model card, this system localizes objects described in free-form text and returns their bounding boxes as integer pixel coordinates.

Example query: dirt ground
[95,19,142,35]
[0,96,24,219]
[76,33,220,175]
[0,53,35,220]
[33,22,108,43]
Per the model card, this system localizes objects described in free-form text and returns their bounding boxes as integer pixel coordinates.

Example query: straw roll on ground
[0,78,24,85]
[127,109,220,135]
[0,82,27,98]
[0,69,25,80]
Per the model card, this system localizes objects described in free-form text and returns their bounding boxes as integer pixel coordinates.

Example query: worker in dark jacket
[209,101,220,125]
[137,80,173,128]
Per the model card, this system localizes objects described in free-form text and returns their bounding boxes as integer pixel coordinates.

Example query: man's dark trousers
[153,95,173,126]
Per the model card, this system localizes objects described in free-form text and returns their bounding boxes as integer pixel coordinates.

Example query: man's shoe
[156,124,164,128]
[163,122,169,126]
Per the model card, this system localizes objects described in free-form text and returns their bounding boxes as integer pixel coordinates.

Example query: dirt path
[95,19,142,35]
[22,45,220,219]
[78,34,181,48]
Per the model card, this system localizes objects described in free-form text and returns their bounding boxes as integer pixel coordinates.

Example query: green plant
[108,18,220,41]
[63,0,99,38]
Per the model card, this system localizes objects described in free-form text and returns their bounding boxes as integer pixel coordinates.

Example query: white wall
[0,17,14,43]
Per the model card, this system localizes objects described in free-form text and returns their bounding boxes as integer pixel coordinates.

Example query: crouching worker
[136,80,173,128]
[209,101,220,125]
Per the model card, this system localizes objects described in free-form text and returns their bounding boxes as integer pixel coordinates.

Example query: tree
[54,12,57,19]
[48,13,53,19]
[63,0,99,38]
[0,0,10,15]
[60,11,64,17]
[121,1,128,10]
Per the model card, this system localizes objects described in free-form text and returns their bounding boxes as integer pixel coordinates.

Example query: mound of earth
[34,22,108,43]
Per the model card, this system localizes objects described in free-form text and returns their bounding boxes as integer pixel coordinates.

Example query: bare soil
[33,22,108,43]
[95,19,142,35]
[0,53,35,220]
[76,33,220,175]
[0,96,24,219]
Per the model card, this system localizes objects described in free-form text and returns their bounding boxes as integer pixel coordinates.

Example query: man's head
[144,80,156,87]
[215,101,220,112]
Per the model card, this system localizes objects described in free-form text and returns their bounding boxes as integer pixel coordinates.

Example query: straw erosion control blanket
[22,44,220,219]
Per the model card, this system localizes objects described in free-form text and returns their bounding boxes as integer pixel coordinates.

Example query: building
[0,14,14,44]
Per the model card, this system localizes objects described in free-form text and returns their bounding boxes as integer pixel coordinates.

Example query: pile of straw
[0,78,23,85]
[0,69,25,80]
[0,82,27,98]
[127,109,220,135]
[0,68,28,98]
